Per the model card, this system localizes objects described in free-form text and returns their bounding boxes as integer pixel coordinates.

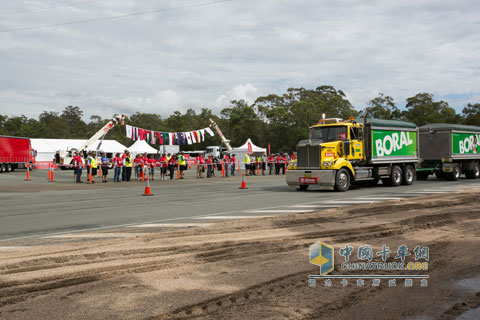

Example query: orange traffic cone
[143,176,153,196]
[239,173,248,189]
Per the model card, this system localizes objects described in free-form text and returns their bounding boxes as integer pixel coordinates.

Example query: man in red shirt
[73,151,84,183]
[148,155,156,181]
[230,154,236,176]
[113,153,123,182]
[159,153,168,180]
[195,154,204,178]
[206,154,213,178]
[134,154,142,181]
[223,153,230,177]
[168,154,177,180]
[268,154,275,175]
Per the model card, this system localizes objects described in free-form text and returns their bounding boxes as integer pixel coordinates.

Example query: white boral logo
[375,132,414,156]
[459,134,479,154]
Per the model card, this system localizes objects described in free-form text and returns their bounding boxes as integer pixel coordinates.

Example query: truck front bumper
[286,169,336,190]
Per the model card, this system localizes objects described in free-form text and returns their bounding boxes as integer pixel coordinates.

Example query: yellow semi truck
[286,117,419,191]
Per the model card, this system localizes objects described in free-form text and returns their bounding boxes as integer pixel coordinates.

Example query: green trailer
[417,123,480,180]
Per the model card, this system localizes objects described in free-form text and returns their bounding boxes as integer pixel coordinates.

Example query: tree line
[1,86,479,153]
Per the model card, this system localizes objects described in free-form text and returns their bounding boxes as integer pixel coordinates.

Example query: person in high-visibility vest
[87,152,98,183]
[124,151,133,181]
[243,153,251,175]
[178,152,187,179]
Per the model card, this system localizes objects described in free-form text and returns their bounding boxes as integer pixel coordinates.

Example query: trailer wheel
[297,185,309,191]
[446,164,460,181]
[465,163,480,179]
[402,165,415,185]
[5,164,11,172]
[9,164,14,172]
[435,171,446,180]
[334,168,350,192]
[382,165,402,187]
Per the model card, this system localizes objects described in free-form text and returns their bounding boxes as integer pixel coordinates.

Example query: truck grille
[297,145,321,168]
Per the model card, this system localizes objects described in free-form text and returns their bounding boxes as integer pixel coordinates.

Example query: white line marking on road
[129,223,212,228]
[0,246,29,250]
[193,215,274,220]
[43,233,149,239]
[289,204,346,208]
[324,200,380,204]
[247,209,315,213]
[357,197,404,200]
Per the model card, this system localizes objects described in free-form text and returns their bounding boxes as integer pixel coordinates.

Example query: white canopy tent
[128,140,159,157]
[31,139,128,162]
[232,138,266,165]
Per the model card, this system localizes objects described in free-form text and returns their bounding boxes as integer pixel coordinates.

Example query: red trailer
[0,135,37,173]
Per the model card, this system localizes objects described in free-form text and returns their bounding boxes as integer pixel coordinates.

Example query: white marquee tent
[232,138,266,165]
[31,139,128,162]
[128,140,159,157]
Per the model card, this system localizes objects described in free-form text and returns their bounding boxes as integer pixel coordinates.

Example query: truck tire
[382,165,402,187]
[9,164,14,172]
[446,164,460,181]
[465,163,480,179]
[334,168,350,192]
[416,172,429,180]
[5,164,11,172]
[435,171,446,180]
[297,185,309,191]
[0,164,4,173]
[402,165,414,185]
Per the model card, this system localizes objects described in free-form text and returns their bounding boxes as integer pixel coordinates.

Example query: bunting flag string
[125,124,215,145]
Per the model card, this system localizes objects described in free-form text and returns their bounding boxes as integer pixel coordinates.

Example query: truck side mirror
[343,141,350,156]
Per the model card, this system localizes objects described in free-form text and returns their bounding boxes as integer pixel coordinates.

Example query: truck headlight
[323,161,333,166]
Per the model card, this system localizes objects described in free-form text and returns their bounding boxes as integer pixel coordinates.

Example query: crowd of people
[70,150,296,183]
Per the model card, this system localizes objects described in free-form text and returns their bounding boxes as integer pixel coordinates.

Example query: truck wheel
[465,163,480,179]
[0,164,4,173]
[401,165,414,185]
[297,185,309,191]
[435,171,446,180]
[446,164,460,181]
[383,165,402,187]
[416,172,429,180]
[334,168,350,192]
[5,164,11,172]
[10,164,15,172]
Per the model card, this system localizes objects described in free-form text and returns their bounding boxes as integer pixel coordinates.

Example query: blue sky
[0,0,479,120]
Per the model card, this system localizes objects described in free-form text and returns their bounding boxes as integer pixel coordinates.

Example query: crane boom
[209,118,232,152]
[76,114,125,152]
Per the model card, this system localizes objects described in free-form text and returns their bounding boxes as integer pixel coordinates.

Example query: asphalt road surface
[1,168,479,245]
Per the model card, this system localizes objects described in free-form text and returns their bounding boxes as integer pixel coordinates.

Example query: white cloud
[214,84,259,108]
[1,0,480,121]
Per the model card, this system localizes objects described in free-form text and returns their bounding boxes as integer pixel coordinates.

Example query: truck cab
[287,117,419,191]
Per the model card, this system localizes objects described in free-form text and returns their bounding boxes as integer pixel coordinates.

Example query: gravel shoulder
[1,189,479,319]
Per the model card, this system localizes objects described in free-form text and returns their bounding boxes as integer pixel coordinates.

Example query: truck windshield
[311,126,347,142]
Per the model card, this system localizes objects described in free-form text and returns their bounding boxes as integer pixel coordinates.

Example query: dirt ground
[0,189,479,319]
